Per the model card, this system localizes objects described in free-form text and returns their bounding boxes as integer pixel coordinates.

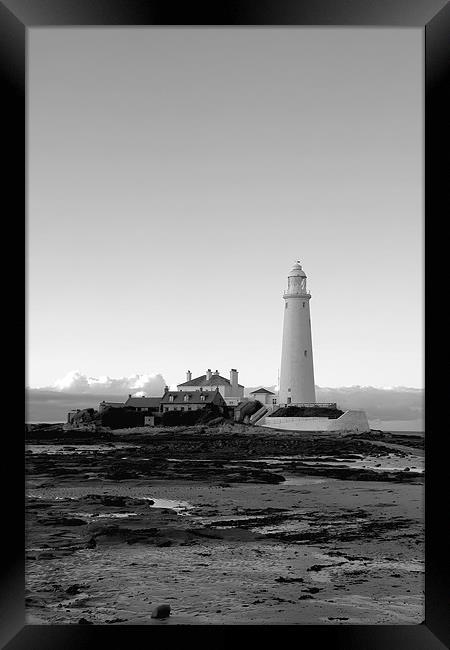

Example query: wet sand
[25,425,424,625]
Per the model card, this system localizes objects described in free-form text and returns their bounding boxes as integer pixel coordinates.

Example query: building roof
[234,400,251,412]
[161,390,223,405]
[249,388,275,395]
[178,373,243,389]
[202,375,231,387]
[100,401,125,408]
[178,374,208,387]
[125,397,163,408]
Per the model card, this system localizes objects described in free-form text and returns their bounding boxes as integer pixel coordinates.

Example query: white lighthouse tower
[278,260,316,406]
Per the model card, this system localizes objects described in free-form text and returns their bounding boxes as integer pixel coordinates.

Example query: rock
[78,618,93,625]
[39,517,86,527]
[87,537,97,549]
[106,617,128,624]
[275,576,304,583]
[151,604,171,619]
[65,584,82,595]
[307,564,330,572]
[404,467,410,471]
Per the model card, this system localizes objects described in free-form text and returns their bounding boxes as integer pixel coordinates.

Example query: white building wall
[177,385,224,396]
[225,397,241,406]
[251,393,277,405]
[327,410,370,432]
[163,404,204,412]
[262,410,370,433]
[177,385,204,393]
[263,416,332,431]
[177,383,244,399]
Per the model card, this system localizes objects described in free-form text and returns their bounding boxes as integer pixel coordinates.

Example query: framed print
[1,0,448,648]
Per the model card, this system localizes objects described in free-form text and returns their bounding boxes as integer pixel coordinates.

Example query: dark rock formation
[151,604,171,619]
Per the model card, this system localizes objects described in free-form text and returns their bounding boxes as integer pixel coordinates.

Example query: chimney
[206,369,212,380]
[164,385,169,393]
[128,394,132,399]
[230,369,238,391]
[186,370,192,382]
[214,369,219,375]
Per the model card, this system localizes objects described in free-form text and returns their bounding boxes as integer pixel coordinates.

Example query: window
[304,350,307,357]
[288,388,291,392]
[169,395,174,402]
[287,397,292,404]
[200,395,205,401]
[187,406,191,411]
[184,394,189,401]
[303,302,305,308]
[285,303,288,309]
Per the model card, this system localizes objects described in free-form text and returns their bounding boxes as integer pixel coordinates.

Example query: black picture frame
[2,0,447,648]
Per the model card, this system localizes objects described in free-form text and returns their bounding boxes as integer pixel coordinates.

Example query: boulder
[151,604,171,619]
[156,540,173,547]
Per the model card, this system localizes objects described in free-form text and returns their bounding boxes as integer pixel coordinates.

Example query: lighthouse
[278,261,316,405]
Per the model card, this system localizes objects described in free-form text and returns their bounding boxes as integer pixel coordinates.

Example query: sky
[27,27,423,395]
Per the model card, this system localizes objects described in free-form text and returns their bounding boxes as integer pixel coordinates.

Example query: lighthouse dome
[288,261,306,277]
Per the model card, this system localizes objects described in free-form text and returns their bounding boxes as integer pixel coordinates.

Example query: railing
[249,405,269,424]
[282,402,337,408]
[283,291,311,298]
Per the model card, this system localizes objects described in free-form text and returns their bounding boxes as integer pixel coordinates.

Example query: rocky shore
[25,424,424,625]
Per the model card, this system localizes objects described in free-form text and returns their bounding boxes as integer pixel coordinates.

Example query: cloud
[50,370,166,396]
[315,385,423,424]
